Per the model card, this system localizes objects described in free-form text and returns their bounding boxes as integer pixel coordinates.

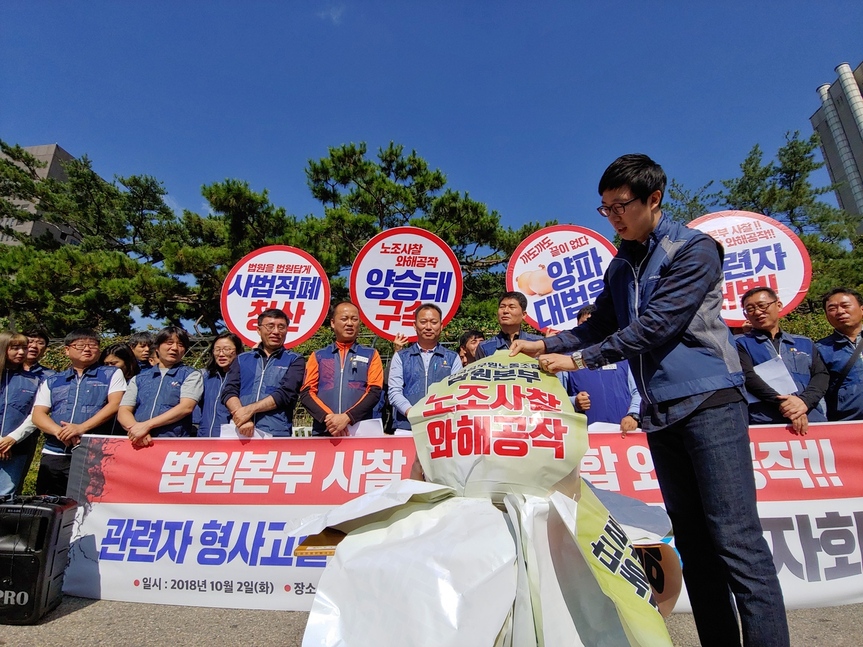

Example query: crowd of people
[4,153,863,645]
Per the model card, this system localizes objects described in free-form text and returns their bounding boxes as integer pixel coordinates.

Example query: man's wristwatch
[625,413,641,425]
[570,350,586,370]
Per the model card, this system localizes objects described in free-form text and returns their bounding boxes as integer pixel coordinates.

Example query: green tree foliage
[161,180,303,334]
[304,142,553,316]
[0,142,191,334]
[665,131,863,337]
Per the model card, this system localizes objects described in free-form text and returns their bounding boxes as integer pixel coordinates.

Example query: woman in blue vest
[197,332,243,437]
[0,331,41,494]
[118,326,203,447]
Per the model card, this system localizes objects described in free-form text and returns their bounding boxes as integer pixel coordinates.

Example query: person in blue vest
[816,287,863,420]
[197,332,243,438]
[118,326,202,447]
[301,302,384,436]
[9,327,58,493]
[222,309,305,437]
[511,154,789,647]
[23,327,55,380]
[31,329,126,495]
[474,291,542,359]
[736,286,828,433]
[389,303,461,432]
[0,331,41,495]
[128,331,155,371]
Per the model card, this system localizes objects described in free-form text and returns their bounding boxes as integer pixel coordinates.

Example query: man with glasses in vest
[31,329,126,495]
[736,286,828,433]
[222,309,305,437]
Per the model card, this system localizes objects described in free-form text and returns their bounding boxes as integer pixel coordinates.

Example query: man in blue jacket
[736,286,828,431]
[31,329,126,495]
[222,309,305,437]
[388,303,460,432]
[474,291,541,359]
[512,154,789,647]
[816,287,863,420]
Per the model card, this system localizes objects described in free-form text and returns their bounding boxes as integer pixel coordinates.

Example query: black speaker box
[0,495,77,625]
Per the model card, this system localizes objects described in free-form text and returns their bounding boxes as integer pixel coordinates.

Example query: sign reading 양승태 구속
[507,225,618,331]
[688,211,811,328]
[349,227,462,341]
[221,245,331,348]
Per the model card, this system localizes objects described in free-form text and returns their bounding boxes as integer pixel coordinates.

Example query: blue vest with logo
[816,331,863,421]
[234,347,302,437]
[605,218,744,404]
[737,332,826,424]
[565,361,633,425]
[1,368,40,453]
[393,344,459,430]
[479,330,542,358]
[199,371,230,438]
[133,364,197,437]
[312,343,378,434]
[43,365,119,455]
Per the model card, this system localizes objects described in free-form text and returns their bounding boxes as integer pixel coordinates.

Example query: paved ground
[1,597,862,646]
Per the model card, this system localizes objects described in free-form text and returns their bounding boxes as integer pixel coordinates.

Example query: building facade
[0,143,80,246]
[811,62,863,218]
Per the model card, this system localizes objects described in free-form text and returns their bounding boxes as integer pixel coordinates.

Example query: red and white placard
[688,212,811,327]
[507,225,617,331]
[220,245,330,348]
[349,227,462,341]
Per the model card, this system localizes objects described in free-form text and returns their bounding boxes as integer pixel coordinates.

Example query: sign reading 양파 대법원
[688,211,811,327]
[220,245,331,348]
[349,226,462,341]
[507,225,617,331]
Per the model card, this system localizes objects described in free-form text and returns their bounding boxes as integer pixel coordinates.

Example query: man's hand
[0,436,15,459]
[620,414,639,438]
[237,421,255,437]
[777,394,808,421]
[538,353,576,374]
[789,414,808,436]
[231,405,255,427]
[57,421,87,443]
[127,421,152,444]
[131,433,153,448]
[509,339,546,358]
[393,333,409,353]
[574,391,590,412]
[324,413,352,436]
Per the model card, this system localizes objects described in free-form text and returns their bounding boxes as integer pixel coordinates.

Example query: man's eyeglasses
[743,300,777,315]
[68,342,100,351]
[597,196,640,218]
[260,323,288,333]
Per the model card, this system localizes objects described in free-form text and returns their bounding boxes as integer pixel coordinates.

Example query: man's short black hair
[740,286,778,307]
[154,325,190,350]
[64,328,100,346]
[257,308,289,325]
[415,303,442,321]
[598,154,667,207]
[822,287,863,309]
[23,327,50,344]
[459,330,484,349]
[128,331,154,347]
[576,304,596,322]
[499,291,528,311]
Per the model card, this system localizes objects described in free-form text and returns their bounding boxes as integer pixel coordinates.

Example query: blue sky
[2,2,862,237]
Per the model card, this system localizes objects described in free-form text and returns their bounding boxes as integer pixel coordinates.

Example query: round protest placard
[506,225,618,332]
[349,226,463,341]
[688,211,811,327]
[220,245,331,348]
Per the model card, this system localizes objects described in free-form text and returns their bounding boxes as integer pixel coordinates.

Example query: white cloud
[318,4,346,25]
